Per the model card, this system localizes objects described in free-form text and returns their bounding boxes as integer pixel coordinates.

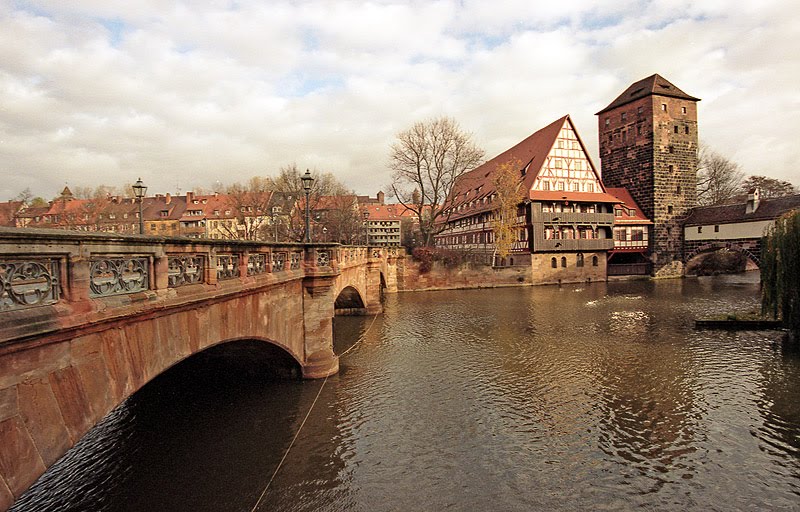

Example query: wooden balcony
[534,211,615,226]
[533,238,614,252]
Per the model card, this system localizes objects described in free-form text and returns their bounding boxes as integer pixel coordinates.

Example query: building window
[631,229,644,241]
[698,226,702,233]
[605,118,610,127]
[592,255,599,266]
[561,257,567,268]
[551,257,557,268]
[542,181,550,191]
[681,106,687,114]
[587,183,594,193]
[576,253,584,267]
[674,125,679,134]
[685,126,690,134]
[668,205,674,214]
[714,225,720,232]
[637,124,642,136]
[661,103,667,111]
[621,112,627,121]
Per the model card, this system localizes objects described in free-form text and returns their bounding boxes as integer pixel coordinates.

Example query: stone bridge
[683,238,762,268]
[0,228,398,508]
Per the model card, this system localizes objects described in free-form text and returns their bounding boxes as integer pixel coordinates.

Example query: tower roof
[596,74,700,115]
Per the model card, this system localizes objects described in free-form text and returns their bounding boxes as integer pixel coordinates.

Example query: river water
[12,273,800,511]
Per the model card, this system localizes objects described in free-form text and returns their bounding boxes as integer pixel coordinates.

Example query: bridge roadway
[0,228,398,508]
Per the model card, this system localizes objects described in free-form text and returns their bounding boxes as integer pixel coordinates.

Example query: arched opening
[12,339,303,511]
[686,247,759,275]
[335,285,366,315]
[551,257,557,268]
[561,256,567,268]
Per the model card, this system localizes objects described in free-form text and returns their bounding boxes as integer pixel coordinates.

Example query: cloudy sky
[1,0,798,201]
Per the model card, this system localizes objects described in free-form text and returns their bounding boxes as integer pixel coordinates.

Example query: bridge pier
[300,273,339,379]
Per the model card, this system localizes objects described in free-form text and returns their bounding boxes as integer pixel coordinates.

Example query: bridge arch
[334,285,367,315]
[685,242,761,272]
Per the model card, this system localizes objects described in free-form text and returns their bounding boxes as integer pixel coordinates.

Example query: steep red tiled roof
[361,203,416,221]
[683,194,800,226]
[596,74,700,115]
[447,115,608,221]
[447,116,567,220]
[606,187,653,224]
[529,191,620,203]
[0,201,23,227]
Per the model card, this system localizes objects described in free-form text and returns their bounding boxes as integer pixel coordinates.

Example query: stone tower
[596,74,700,276]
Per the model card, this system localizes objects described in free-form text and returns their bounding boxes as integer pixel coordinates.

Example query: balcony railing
[533,238,615,252]
[534,211,615,226]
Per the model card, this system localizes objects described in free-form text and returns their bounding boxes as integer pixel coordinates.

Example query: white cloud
[0,0,798,202]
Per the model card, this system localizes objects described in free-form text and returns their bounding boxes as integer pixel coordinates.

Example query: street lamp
[362,210,370,246]
[132,177,147,235]
[301,169,314,243]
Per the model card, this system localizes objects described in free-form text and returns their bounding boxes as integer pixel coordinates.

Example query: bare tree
[696,144,745,206]
[389,117,484,246]
[741,175,797,198]
[221,177,275,240]
[272,163,350,242]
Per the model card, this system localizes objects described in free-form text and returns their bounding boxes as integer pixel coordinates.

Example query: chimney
[745,188,761,214]
[186,191,194,203]
[377,191,385,204]
[165,193,171,205]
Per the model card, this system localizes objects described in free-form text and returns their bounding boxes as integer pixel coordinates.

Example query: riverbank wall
[395,256,531,291]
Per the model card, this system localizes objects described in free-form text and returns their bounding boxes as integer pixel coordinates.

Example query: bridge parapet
[0,228,401,507]
[0,228,343,346]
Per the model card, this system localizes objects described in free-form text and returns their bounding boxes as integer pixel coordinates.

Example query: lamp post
[132,177,147,235]
[362,210,370,246]
[301,169,314,243]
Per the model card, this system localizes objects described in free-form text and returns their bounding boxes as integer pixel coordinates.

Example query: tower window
[677,185,682,194]
[621,112,627,121]
[605,118,610,127]
[674,125,679,133]
[637,124,642,135]
[637,106,643,115]
[681,106,687,114]
[661,103,667,111]
[669,146,674,154]
[669,165,674,172]
[698,226,702,233]
[685,126,690,134]
[561,257,567,268]
[714,225,720,232]
[668,205,674,214]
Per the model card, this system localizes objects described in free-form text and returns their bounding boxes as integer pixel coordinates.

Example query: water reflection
[13,274,800,511]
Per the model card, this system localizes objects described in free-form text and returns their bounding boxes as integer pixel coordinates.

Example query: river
[11,273,800,511]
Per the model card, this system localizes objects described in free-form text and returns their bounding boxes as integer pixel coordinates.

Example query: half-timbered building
[436,115,619,284]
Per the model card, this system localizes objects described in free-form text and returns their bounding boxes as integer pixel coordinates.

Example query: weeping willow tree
[761,210,800,337]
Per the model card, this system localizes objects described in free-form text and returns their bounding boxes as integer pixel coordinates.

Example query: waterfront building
[606,187,653,276]
[683,190,800,268]
[436,115,619,284]
[597,74,700,276]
